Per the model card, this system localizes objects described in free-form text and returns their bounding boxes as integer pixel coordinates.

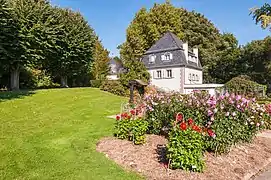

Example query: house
[141,32,223,95]
[107,58,126,80]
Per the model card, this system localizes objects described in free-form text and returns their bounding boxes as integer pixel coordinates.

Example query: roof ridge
[167,32,184,49]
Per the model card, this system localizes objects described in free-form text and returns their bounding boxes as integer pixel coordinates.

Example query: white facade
[184,68,203,85]
[107,74,119,80]
[148,67,181,91]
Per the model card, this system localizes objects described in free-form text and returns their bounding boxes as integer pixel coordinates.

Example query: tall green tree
[90,40,110,81]
[119,1,234,83]
[251,3,271,30]
[209,33,241,83]
[236,36,271,86]
[44,8,95,87]
[0,0,22,90]
[1,0,53,90]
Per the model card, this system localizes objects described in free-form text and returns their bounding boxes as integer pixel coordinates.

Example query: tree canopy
[251,3,271,30]
[0,0,98,90]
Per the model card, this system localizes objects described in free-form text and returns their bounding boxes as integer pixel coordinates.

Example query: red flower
[188,118,194,125]
[116,115,121,121]
[180,122,187,130]
[127,115,131,119]
[207,129,216,138]
[130,109,136,115]
[192,125,201,133]
[121,112,128,119]
[176,113,183,121]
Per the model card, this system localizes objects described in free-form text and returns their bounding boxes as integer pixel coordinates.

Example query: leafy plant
[166,116,205,172]
[100,80,128,96]
[114,110,148,145]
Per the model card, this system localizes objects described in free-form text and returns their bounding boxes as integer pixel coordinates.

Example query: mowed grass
[0,88,142,180]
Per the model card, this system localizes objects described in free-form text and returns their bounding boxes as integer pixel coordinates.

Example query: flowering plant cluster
[167,113,205,172]
[143,87,271,153]
[114,108,148,145]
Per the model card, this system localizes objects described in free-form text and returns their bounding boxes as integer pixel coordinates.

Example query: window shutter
[170,53,173,60]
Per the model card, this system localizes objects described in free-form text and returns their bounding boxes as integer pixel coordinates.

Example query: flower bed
[113,86,271,172]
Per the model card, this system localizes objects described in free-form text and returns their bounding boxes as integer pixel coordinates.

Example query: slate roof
[141,32,202,70]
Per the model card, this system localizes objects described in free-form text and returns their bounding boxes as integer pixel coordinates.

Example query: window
[149,55,156,64]
[192,74,195,81]
[162,52,172,61]
[188,73,192,80]
[166,69,172,78]
[157,70,162,79]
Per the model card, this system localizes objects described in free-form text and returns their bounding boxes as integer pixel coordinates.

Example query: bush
[90,80,102,88]
[225,76,266,97]
[100,80,128,96]
[114,110,148,145]
[167,116,205,172]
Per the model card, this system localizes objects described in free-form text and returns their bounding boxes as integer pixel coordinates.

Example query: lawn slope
[0,88,142,180]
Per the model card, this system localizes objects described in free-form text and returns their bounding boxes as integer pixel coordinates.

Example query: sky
[51,0,271,56]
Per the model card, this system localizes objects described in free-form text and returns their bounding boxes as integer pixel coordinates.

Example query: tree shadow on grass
[0,90,35,102]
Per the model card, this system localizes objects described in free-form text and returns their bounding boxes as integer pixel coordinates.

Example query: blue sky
[51,0,270,56]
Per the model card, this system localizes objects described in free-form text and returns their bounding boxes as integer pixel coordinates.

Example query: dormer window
[161,52,172,61]
[149,55,156,64]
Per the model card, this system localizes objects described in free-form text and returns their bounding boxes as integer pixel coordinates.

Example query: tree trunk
[60,76,68,88]
[10,68,20,91]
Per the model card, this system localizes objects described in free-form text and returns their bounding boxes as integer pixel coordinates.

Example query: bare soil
[96,135,271,180]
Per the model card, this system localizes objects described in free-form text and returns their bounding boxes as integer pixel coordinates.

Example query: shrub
[90,80,102,88]
[100,80,128,96]
[167,116,205,172]
[225,76,266,97]
[114,110,148,145]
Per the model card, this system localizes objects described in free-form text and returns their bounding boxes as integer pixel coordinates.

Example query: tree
[1,0,53,90]
[90,40,110,81]
[236,36,271,87]
[251,3,271,30]
[44,8,96,87]
[119,1,236,83]
[0,0,23,90]
[209,33,241,83]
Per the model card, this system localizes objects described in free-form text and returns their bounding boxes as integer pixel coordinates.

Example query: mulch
[96,134,271,180]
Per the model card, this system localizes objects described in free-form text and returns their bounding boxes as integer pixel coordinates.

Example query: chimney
[193,48,198,65]
[183,42,188,62]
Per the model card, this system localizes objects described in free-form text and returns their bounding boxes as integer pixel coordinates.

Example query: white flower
[256,123,260,127]
[251,116,255,119]
[192,165,197,169]
[250,122,254,125]
[214,108,218,113]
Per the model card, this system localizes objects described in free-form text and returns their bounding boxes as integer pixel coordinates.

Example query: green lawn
[0,88,142,180]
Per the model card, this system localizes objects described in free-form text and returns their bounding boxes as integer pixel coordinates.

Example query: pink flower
[116,115,121,120]
[225,92,230,97]
[225,112,230,116]
[236,95,241,101]
[208,110,213,116]
[256,123,260,127]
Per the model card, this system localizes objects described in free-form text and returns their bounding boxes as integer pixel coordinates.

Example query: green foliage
[225,76,267,97]
[236,36,271,89]
[251,3,271,30]
[90,40,110,81]
[114,113,148,145]
[100,80,128,96]
[167,125,204,172]
[90,80,102,88]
